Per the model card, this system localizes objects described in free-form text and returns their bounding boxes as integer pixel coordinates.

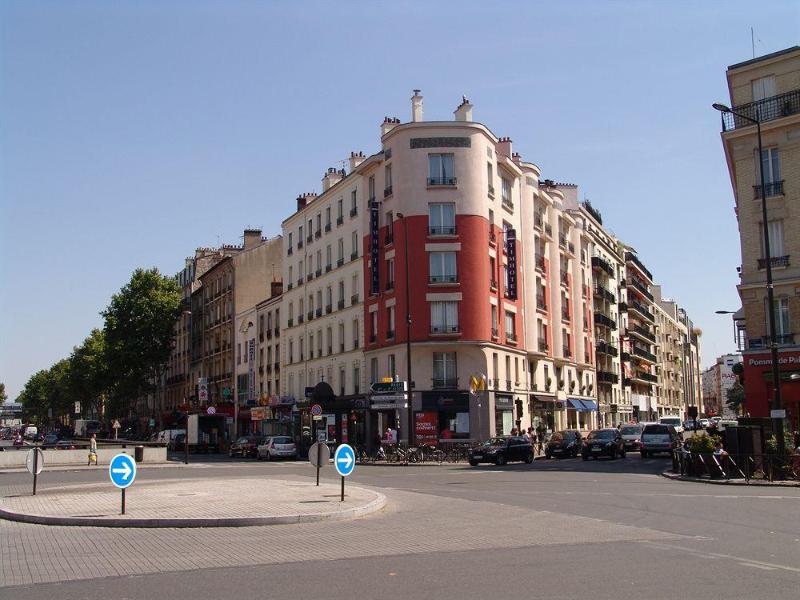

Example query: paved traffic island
[0,477,386,528]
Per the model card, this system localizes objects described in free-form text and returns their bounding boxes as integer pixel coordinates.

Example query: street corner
[0,476,387,528]
[661,469,800,487]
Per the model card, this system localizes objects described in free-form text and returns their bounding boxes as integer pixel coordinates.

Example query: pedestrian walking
[88,433,98,466]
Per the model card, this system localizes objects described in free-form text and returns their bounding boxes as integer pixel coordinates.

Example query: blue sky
[1,1,798,399]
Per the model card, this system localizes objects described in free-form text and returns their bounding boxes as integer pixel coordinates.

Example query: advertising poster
[415,412,439,443]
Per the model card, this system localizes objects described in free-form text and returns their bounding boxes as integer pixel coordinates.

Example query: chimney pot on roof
[381,117,401,136]
[411,89,423,122]
[349,151,366,171]
[454,96,473,121]
[497,137,512,158]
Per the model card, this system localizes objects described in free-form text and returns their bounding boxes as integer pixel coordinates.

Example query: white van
[659,416,684,434]
[152,429,186,445]
[24,425,38,439]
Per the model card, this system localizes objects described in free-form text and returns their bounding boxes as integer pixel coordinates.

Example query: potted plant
[686,433,718,477]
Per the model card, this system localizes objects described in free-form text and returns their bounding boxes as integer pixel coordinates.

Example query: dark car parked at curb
[228,436,265,458]
[469,436,534,466]
[42,432,63,448]
[640,424,681,457]
[582,428,626,460]
[545,430,583,459]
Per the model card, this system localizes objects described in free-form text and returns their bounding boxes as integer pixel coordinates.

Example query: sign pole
[121,488,126,515]
[32,448,38,496]
[341,476,345,502]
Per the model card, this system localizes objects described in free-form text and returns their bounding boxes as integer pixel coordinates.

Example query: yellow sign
[469,374,486,393]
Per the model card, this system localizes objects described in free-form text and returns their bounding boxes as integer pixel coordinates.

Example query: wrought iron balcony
[536,295,548,312]
[287,318,294,327]
[488,184,495,198]
[593,285,616,304]
[506,332,517,344]
[350,207,358,217]
[287,246,293,256]
[430,325,460,334]
[337,258,344,267]
[633,345,657,363]
[630,324,656,343]
[326,264,332,272]
[596,341,618,357]
[315,230,322,239]
[351,294,359,304]
[427,177,457,186]
[491,327,499,338]
[720,89,800,132]
[336,215,344,226]
[536,255,545,272]
[490,278,498,290]
[594,312,617,330]
[624,252,653,282]
[307,311,314,321]
[386,280,395,291]
[628,277,654,302]
[591,255,614,277]
[544,223,553,237]
[430,274,458,284]
[315,269,322,277]
[748,334,795,349]
[338,299,345,310]
[429,225,456,236]
[538,338,549,352]
[315,308,322,318]
[432,377,458,389]
[757,255,790,269]
[629,301,655,323]
[384,186,393,197]
[325,223,332,232]
[386,330,395,339]
[385,231,393,244]
[306,235,313,244]
[350,251,358,261]
[598,370,619,384]
[534,213,544,230]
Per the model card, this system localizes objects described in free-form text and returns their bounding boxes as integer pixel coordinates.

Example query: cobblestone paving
[0,482,684,588]
[0,478,378,520]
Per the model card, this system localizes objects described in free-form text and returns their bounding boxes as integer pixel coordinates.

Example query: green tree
[17,360,72,423]
[0,382,7,403]
[726,381,745,415]
[102,268,181,418]
[66,328,109,419]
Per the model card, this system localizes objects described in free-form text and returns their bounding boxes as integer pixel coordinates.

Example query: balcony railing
[629,301,655,323]
[307,311,314,321]
[315,269,322,277]
[590,256,613,277]
[624,252,653,282]
[350,251,358,261]
[315,308,322,318]
[562,348,572,359]
[326,264,332,273]
[287,318,294,327]
[490,278,498,290]
[596,341,618,357]
[633,346,658,363]
[297,240,303,249]
[429,225,456,236]
[598,370,619,384]
[386,330,395,339]
[427,177,457,186]
[535,255,545,272]
[544,223,553,237]
[431,325,460,334]
[336,215,344,226]
[593,285,616,304]
[315,230,322,239]
[338,299,345,310]
[628,277,654,302]
[632,371,658,384]
[748,334,795,349]
[562,308,570,321]
[432,377,458,389]
[386,280,395,291]
[488,184,495,198]
[538,338,549,352]
[337,258,344,267]
[369,334,377,343]
[536,295,547,311]
[274,327,279,337]
[720,89,800,132]
[351,294,359,304]
[385,231,393,244]
[325,223,332,232]
[491,327,499,338]
[630,324,656,343]
[298,315,304,324]
[502,198,514,211]
[506,332,517,343]
[430,274,458,284]
[534,213,544,230]
[489,230,497,244]
[306,235,313,244]
[758,255,790,269]
[350,207,358,217]
[594,312,617,330]
[560,271,569,286]
[287,247,293,256]
[384,186,393,197]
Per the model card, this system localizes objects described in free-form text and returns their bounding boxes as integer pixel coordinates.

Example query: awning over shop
[568,399,597,411]
[581,400,598,411]
[567,399,584,410]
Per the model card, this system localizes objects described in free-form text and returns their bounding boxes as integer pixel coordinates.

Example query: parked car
[640,424,681,457]
[55,440,77,450]
[42,432,63,447]
[257,436,297,461]
[545,430,582,459]
[699,418,711,429]
[169,433,186,451]
[229,436,265,458]
[469,436,534,466]
[582,429,626,460]
[717,419,738,432]
[659,416,684,434]
[619,424,643,450]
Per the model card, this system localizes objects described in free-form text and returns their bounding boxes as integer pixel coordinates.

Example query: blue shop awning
[567,399,584,410]
[581,400,598,411]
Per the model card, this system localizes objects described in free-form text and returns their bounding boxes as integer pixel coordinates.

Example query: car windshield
[236,437,250,444]
[549,433,564,442]
[621,426,641,435]
[483,438,507,447]
[643,425,670,435]
[588,430,615,440]
[661,418,680,425]
[272,437,293,444]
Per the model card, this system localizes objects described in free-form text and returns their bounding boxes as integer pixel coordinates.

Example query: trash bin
[134,445,144,463]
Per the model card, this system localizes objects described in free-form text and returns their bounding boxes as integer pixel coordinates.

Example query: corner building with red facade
[362,93,599,443]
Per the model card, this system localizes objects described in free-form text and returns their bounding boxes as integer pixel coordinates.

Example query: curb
[660,471,800,488]
[0,488,387,528]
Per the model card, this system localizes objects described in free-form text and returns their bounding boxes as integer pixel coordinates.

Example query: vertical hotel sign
[248,339,255,404]
[370,200,380,295]
[506,228,517,299]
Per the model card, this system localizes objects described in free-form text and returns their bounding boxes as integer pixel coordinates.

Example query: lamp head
[712,103,731,113]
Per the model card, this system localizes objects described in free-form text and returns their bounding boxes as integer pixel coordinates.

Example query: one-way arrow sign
[109,453,137,489]
[334,444,355,477]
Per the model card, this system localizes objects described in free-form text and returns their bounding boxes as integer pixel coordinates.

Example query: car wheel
[495,455,507,466]
[469,460,479,467]
[621,449,626,458]
[640,451,647,458]
[545,453,552,460]
[610,448,616,460]
[525,452,534,464]
[582,454,588,461]
[228,451,233,458]
[265,452,271,461]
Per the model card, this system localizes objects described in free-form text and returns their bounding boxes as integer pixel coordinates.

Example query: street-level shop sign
[334,444,356,477]
[109,453,137,489]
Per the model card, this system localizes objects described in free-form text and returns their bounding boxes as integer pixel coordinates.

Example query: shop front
[743,350,800,430]
[421,391,471,441]
[494,394,514,436]
[566,399,595,430]
[530,395,560,436]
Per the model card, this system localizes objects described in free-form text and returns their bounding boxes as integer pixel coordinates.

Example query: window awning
[567,399,584,410]
[581,400,598,411]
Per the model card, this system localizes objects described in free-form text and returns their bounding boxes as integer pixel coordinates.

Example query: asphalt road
[2,452,799,599]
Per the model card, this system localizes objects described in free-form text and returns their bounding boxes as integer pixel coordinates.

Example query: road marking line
[639,541,800,574]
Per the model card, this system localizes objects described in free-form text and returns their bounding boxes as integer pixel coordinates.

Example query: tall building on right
[717,46,800,427]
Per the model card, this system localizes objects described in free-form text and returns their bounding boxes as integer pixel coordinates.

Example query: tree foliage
[0,382,7,404]
[725,381,745,414]
[102,268,181,417]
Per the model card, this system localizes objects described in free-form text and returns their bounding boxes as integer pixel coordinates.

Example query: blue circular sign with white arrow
[108,453,137,489]
[334,444,355,477]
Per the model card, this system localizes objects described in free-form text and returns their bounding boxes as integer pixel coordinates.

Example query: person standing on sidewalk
[88,433,97,466]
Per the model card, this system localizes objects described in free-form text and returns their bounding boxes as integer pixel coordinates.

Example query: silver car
[619,425,643,450]
[257,436,297,461]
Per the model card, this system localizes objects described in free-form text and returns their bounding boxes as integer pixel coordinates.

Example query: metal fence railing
[672,451,800,482]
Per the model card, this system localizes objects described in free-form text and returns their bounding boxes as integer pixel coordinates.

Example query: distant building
[702,354,742,418]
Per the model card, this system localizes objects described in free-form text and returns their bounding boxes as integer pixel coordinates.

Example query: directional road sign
[310,403,323,417]
[26,448,44,475]
[308,441,330,468]
[334,444,355,477]
[108,453,137,489]
[370,381,406,394]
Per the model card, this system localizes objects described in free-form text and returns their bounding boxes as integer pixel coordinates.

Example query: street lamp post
[397,213,414,447]
[713,103,786,456]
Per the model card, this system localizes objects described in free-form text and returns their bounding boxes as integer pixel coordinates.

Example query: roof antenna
[751,27,755,59]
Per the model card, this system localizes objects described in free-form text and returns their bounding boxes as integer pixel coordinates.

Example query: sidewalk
[661,470,800,487]
[0,477,386,527]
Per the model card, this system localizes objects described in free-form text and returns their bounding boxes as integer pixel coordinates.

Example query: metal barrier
[672,451,800,482]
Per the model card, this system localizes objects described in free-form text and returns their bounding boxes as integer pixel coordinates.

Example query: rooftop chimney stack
[322,167,344,191]
[380,116,401,136]
[497,137,513,158]
[296,192,317,211]
[411,89,424,122]
[243,228,262,250]
[454,96,473,121]
[349,151,366,171]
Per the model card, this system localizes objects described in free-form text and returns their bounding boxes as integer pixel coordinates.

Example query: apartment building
[281,156,372,447]
[580,202,631,426]
[717,46,800,428]
[197,230,283,437]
